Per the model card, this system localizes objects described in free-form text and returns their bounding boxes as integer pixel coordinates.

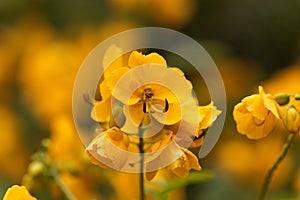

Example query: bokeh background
[1,0,300,199]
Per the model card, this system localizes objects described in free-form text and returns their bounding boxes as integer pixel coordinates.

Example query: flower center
[142,88,169,113]
[144,88,154,100]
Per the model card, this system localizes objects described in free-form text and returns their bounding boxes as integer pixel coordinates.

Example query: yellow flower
[91,49,167,124]
[93,49,195,129]
[3,185,37,200]
[86,127,130,169]
[233,86,281,139]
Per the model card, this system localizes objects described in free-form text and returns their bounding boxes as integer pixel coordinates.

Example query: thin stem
[50,165,76,200]
[258,133,296,200]
[138,129,145,200]
[139,137,145,200]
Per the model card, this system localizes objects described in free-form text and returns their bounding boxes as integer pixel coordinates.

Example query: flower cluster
[86,46,221,179]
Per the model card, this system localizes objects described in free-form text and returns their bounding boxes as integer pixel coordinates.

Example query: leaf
[157,170,214,197]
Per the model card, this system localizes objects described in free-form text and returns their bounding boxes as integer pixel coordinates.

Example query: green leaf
[158,170,214,196]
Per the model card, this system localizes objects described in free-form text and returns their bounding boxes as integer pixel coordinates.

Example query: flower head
[233,86,281,139]
[87,47,221,180]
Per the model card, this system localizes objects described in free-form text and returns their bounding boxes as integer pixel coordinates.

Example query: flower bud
[274,93,290,106]
[295,94,300,101]
[28,161,45,177]
[283,105,300,133]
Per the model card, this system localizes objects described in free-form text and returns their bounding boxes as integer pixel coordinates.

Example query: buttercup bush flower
[3,185,37,200]
[86,47,221,200]
[233,86,281,139]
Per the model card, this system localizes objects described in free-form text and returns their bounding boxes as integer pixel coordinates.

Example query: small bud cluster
[274,93,300,134]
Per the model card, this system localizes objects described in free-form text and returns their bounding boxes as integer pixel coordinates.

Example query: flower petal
[128,51,167,68]
[91,98,111,122]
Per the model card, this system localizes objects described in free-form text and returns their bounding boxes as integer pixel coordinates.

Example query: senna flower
[233,86,281,139]
[3,185,37,200]
[86,127,129,169]
[91,49,167,124]
[93,49,195,130]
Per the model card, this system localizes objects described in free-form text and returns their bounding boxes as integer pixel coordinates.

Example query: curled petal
[86,127,129,169]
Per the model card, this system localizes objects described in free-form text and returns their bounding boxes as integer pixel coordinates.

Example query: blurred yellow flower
[86,127,130,169]
[233,86,281,139]
[0,107,29,181]
[215,137,292,191]
[3,185,36,200]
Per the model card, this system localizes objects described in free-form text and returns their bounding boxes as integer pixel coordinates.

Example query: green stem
[258,133,296,200]
[138,127,145,200]
[50,166,76,200]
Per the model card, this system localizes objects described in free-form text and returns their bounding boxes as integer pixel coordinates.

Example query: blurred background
[1,0,300,199]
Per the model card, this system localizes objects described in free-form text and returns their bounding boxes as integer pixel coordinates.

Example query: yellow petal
[106,67,130,91]
[243,94,268,121]
[3,185,37,200]
[146,170,158,181]
[121,103,145,134]
[185,150,201,170]
[86,128,129,169]
[103,45,130,79]
[99,79,111,100]
[151,102,182,125]
[233,102,276,139]
[259,86,281,119]
[91,98,111,123]
[198,102,222,130]
[128,51,167,68]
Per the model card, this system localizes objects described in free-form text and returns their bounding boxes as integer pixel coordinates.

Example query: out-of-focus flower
[233,86,281,139]
[215,137,293,191]
[294,167,300,198]
[3,185,36,200]
[264,64,300,95]
[0,107,29,181]
[86,127,130,169]
[149,0,197,28]
[108,0,197,28]
[218,58,264,102]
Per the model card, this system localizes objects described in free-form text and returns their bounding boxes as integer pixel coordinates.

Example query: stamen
[143,102,147,113]
[144,88,154,99]
[163,98,169,112]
